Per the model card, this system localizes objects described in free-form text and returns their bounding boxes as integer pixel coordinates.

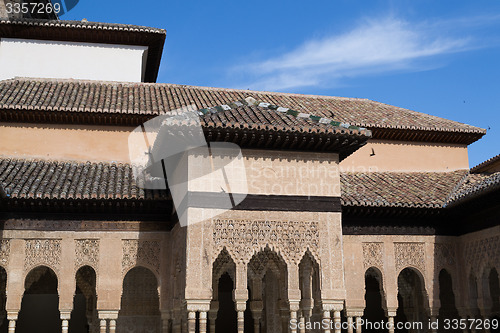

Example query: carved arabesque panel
[434,243,456,270]
[362,242,383,269]
[75,239,100,271]
[24,239,61,272]
[464,235,499,273]
[0,240,10,268]
[394,242,425,273]
[122,240,160,275]
[213,219,320,264]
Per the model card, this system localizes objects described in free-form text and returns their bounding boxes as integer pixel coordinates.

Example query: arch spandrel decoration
[121,240,161,276]
[75,239,100,272]
[213,219,320,265]
[24,239,61,273]
[362,242,384,270]
[394,242,425,274]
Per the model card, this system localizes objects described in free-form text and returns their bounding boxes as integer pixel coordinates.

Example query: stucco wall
[340,139,469,172]
[0,38,148,82]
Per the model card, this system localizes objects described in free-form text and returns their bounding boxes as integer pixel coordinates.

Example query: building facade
[0,15,499,333]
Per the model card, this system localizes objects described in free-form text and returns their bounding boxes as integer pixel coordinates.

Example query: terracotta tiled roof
[446,171,500,206]
[470,153,500,173]
[0,78,485,144]
[340,170,468,209]
[0,158,167,200]
[0,157,469,208]
[199,104,370,136]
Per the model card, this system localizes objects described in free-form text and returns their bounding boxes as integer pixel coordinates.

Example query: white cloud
[233,17,478,91]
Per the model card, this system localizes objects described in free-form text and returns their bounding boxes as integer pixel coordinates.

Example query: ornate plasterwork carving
[213,219,320,264]
[75,239,100,270]
[24,239,61,271]
[0,240,10,268]
[464,235,499,273]
[362,242,383,269]
[433,243,456,270]
[394,242,425,273]
[122,240,160,274]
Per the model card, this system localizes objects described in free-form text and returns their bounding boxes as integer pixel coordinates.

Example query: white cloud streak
[233,16,484,91]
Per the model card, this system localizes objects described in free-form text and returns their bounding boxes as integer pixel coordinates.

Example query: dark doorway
[363,267,387,333]
[69,266,98,333]
[437,269,459,332]
[395,268,428,333]
[117,267,161,333]
[0,267,7,333]
[17,266,61,333]
[215,272,237,333]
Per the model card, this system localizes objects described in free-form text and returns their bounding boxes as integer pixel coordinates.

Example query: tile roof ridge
[0,155,124,166]
[340,170,467,175]
[0,18,166,34]
[470,153,500,173]
[5,77,367,101]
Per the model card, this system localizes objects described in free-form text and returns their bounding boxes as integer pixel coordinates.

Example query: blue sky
[62,0,500,167]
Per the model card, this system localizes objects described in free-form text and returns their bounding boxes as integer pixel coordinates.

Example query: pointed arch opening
[247,247,288,333]
[395,268,429,333]
[437,269,459,332]
[489,268,500,316]
[117,266,161,333]
[69,266,98,333]
[212,248,237,333]
[299,251,322,326]
[17,266,60,333]
[363,267,387,333]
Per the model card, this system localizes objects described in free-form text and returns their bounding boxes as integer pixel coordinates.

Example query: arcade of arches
[0,221,495,333]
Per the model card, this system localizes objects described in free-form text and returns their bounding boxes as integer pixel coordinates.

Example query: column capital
[98,310,119,320]
[385,309,397,317]
[289,300,301,311]
[185,299,211,312]
[249,300,263,312]
[345,308,364,317]
[6,311,18,321]
[235,300,247,312]
[60,310,72,320]
[322,300,344,312]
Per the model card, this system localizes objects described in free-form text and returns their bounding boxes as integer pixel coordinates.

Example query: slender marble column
[290,310,298,333]
[237,310,245,333]
[322,310,331,333]
[333,310,341,333]
[187,311,196,333]
[100,319,107,333]
[355,316,362,333]
[109,319,116,333]
[299,315,306,333]
[347,316,354,333]
[7,320,16,333]
[199,311,207,333]
[388,316,395,333]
